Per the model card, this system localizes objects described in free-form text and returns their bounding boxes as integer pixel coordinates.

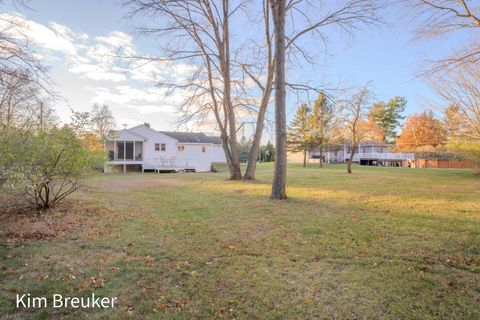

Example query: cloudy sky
[0,0,462,137]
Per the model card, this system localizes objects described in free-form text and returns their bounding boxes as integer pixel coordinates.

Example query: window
[201,146,206,153]
[155,143,166,151]
[177,145,185,152]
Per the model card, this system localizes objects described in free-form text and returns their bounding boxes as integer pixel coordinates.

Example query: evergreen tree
[368,96,407,143]
[264,140,275,162]
[237,136,252,163]
[287,103,313,167]
[309,93,337,167]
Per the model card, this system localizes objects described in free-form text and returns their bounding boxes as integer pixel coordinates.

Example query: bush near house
[0,126,104,211]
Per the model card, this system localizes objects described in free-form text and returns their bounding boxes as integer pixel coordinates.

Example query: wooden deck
[107,161,196,173]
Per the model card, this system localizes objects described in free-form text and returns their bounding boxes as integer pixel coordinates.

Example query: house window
[155,143,166,151]
[177,145,185,152]
[202,146,206,153]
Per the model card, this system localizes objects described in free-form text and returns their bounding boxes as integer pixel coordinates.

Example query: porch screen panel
[117,142,125,160]
[126,142,134,160]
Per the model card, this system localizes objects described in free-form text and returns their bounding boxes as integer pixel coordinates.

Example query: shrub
[447,140,480,164]
[0,126,104,211]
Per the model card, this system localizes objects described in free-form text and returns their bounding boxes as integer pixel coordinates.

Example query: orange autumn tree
[397,112,446,151]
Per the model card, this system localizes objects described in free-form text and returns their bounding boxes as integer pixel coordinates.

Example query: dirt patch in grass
[0,199,114,242]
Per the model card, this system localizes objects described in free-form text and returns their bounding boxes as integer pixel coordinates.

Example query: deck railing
[108,152,142,161]
[353,152,415,161]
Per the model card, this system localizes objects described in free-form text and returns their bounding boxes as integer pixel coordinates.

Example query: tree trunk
[220,133,234,172]
[347,144,356,174]
[244,3,274,181]
[270,0,287,200]
[319,146,323,168]
[303,149,306,167]
[243,71,273,180]
[222,0,242,180]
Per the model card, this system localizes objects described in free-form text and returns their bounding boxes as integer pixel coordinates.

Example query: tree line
[288,90,407,172]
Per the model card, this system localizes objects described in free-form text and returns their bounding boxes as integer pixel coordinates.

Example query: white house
[310,141,415,167]
[105,124,226,173]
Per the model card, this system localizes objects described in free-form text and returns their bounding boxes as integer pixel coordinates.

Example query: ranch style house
[105,124,226,173]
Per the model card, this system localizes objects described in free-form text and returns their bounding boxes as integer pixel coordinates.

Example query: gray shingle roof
[159,131,222,144]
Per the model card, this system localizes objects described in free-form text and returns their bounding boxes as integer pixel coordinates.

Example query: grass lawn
[1,163,479,319]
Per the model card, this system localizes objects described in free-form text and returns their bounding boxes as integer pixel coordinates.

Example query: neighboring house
[105,124,226,173]
[310,141,415,167]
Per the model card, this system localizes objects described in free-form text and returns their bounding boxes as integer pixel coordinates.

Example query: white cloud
[96,31,133,48]
[135,105,177,114]
[0,13,78,56]
[0,14,209,127]
[69,63,127,82]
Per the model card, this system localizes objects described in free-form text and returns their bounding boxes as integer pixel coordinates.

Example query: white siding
[107,124,227,172]
[177,143,226,172]
[129,125,177,168]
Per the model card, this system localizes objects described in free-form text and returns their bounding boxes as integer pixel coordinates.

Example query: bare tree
[406,0,480,74]
[269,0,287,199]
[0,2,54,132]
[0,5,48,85]
[342,85,373,174]
[431,63,480,141]
[0,69,55,131]
[0,69,33,126]
[91,103,116,141]
[124,0,244,180]
[268,0,382,199]
[242,0,275,180]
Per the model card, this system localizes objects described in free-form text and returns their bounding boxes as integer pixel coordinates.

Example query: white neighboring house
[310,141,415,167]
[105,124,226,173]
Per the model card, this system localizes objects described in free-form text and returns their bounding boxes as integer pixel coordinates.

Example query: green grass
[1,163,479,319]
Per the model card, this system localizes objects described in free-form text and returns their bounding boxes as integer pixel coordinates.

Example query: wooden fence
[410,159,478,169]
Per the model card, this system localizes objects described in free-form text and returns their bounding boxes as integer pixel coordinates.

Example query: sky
[0,0,463,139]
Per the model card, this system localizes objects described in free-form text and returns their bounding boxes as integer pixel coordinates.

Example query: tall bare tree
[0,2,54,131]
[0,69,55,130]
[0,69,32,126]
[242,0,275,180]
[268,0,382,199]
[431,63,480,141]
[406,0,480,75]
[0,4,48,85]
[269,0,287,199]
[342,85,373,174]
[125,0,244,179]
[91,103,116,141]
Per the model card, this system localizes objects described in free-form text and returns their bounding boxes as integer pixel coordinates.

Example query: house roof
[108,129,147,141]
[159,131,222,144]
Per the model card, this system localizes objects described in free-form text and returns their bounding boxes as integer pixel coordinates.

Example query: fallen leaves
[0,198,115,242]
[154,295,192,313]
[144,255,155,266]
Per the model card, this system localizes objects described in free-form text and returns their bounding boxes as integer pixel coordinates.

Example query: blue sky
[1,0,462,138]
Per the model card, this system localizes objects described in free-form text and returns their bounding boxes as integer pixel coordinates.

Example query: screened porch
[106,140,144,163]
